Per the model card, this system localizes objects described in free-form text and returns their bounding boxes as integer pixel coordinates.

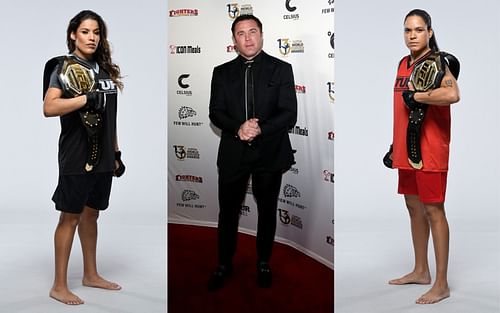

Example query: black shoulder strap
[439,51,460,80]
[43,56,65,100]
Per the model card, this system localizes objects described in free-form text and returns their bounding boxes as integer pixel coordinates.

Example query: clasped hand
[238,118,261,142]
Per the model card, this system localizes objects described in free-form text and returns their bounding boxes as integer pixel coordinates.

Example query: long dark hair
[67,10,123,90]
[404,9,439,52]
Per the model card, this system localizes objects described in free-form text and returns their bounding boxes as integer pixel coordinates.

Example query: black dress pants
[217,168,282,266]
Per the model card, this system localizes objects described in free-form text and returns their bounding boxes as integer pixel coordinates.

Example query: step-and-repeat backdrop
[168,0,334,268]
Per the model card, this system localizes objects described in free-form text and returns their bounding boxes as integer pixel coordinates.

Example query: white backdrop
[0,1,167,312]
[167,1,334,268]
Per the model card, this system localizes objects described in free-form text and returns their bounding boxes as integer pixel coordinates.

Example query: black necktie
[244,60,255,119]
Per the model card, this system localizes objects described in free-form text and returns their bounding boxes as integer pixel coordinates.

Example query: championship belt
[406,52,446,169]
[58,56,102,172]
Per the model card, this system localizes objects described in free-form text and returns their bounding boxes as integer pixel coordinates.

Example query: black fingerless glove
[85,91,106,113]
[383,144,393,169]
[114,151,126,177]
[402,90,423,111]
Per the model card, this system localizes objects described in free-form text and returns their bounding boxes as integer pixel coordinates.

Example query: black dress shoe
[207,265,232,291]
[257,262,272,288]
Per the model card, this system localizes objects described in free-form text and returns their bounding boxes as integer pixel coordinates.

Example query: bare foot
[416,285,450,304]
[388,271,431,285]
[49,287,84,305]
[83,275,122,290]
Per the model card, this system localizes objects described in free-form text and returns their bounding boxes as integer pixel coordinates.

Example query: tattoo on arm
[427,89,434,97]
[445,79,453,87]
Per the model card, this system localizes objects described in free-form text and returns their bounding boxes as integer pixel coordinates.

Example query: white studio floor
[0,221,165,313]
[335,219,500,313]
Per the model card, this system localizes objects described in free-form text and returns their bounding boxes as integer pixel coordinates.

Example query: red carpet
[168,223,333,313]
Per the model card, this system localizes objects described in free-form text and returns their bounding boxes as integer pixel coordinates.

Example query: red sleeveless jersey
[392,54,451,172]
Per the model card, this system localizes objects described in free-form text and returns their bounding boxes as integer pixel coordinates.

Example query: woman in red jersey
[388,9,460,305]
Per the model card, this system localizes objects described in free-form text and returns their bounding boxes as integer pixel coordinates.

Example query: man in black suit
[208,14,297,291]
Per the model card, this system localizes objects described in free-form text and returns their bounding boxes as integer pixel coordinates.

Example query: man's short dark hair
[231,14,263,35]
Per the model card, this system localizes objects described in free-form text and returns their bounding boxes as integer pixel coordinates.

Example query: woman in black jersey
[43,10,125,305]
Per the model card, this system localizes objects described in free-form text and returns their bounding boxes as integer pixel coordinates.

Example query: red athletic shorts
[397,169,448,203]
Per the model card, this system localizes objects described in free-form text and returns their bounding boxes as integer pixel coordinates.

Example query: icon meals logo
[283,184,301,198]
[170,45,201,54]
[181,190,200,201]
[326,236,334,245]
[328,131,335,140]
[323,170,334,183]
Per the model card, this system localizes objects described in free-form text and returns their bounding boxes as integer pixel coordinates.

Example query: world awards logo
[240,205,251,216]
[169,9,199,17]
[173,106,204,127]
[327,81,335,102]
[289,125,308,136]
[278,209,303,229]
[177,74,192,96]
[173,145,200,160]
[323,170,334,183]
[227,3,253,19]
[277,38,304,56]
[322,0,334,14]
[283,0,299,20]
[328,31,334,59]
[169,44,202,54]
[176,189,207,209]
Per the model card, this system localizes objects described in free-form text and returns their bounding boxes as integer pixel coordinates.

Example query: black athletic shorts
[52,172,113,214]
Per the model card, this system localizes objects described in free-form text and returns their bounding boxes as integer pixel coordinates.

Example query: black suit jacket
[209,51,297,177]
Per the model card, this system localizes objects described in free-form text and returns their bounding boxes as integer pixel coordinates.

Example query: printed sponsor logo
[283,184,301,198]
[240,205,251,216]
[327,82,335,101]
[328,131,335,140]
[288,166,299,175]
[278,209,303,229]
[328,31,335,58]
[295,84,306,94]
[169,45,202,54]
[277,38,304,56]
[173,145,200,160]
[181,190,200,201]
[175,175,203,183]
[177,74,192,96]
[283,0,299,20]
[322,0,334,14]
[326,235,334,245]
[227,44,237,53]
[169,9,199,17]
[323,170,334,183]
[289,125,309,136]
[227,3,253,19]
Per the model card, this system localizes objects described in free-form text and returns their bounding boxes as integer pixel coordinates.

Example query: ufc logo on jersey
[98,79,117,92]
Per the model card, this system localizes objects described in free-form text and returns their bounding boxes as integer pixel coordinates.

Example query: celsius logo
[323,170,334,183]
[328,131,335,140]
[327,82,335,101]
[178,74,190,88]
[227,3,253,19]
[169,9,199,17]
[283,184,301,198]
[326,236,334,245]
[277,38,304,56]
[181,190,200,201]
[285,0,296,12]
[278,209,291,224]
[178,106,197,119]
[283,0,299,20]
[328,31,335,58]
